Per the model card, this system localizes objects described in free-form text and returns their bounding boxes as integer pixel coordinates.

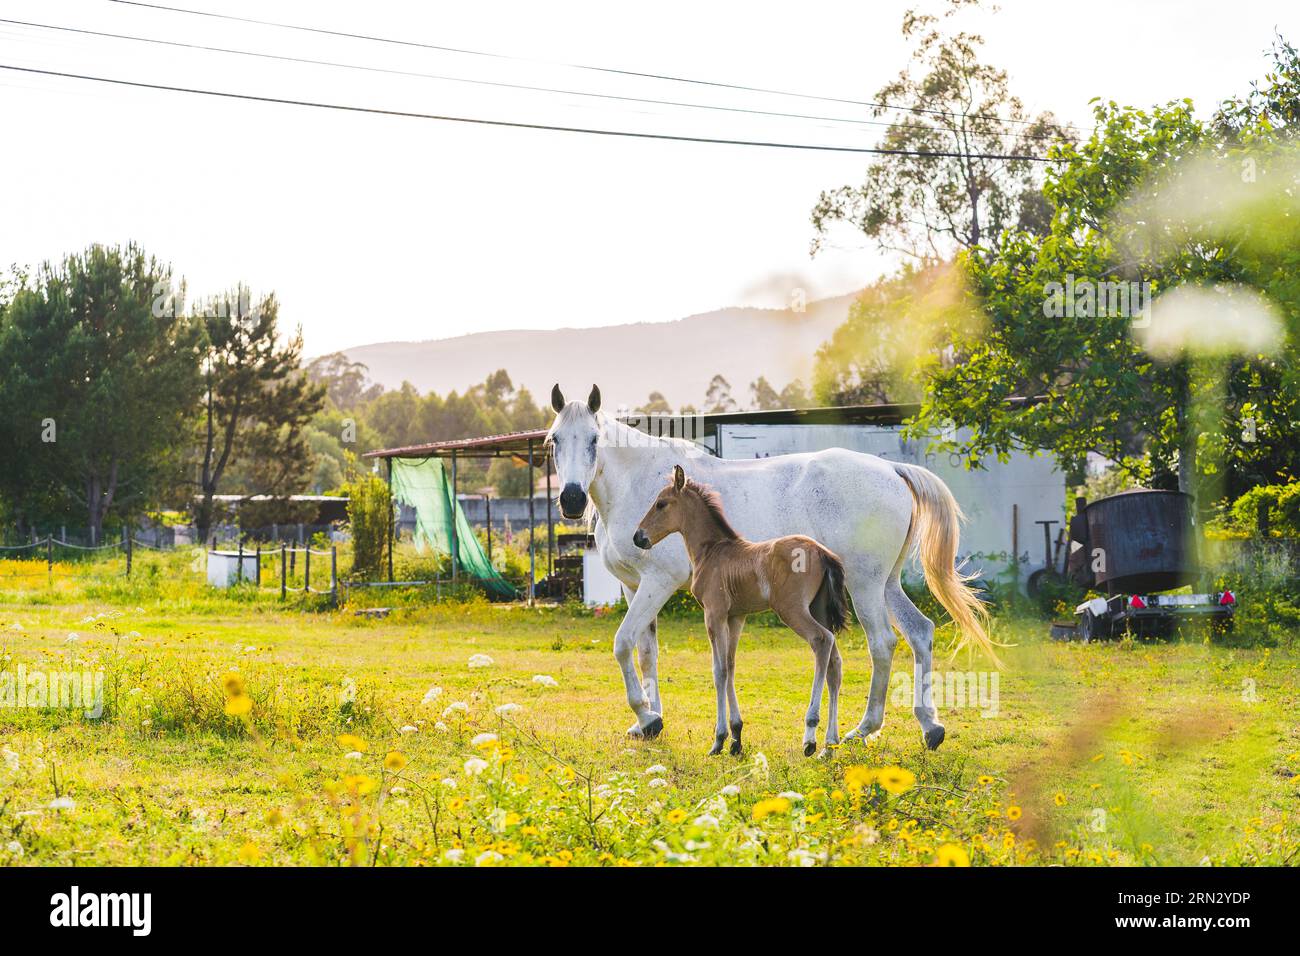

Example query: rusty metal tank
[1083,490,1199,595]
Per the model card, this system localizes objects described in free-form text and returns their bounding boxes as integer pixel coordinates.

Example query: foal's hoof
[728,739,743,757]
[641,716,664,740]
[803,742,816,758]
[924,725,946,751]
[708,735,726,756]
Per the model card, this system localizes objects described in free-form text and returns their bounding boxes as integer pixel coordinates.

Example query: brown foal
[633,465,849,757]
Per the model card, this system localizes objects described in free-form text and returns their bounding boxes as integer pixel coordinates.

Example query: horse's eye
[656,501,667,510]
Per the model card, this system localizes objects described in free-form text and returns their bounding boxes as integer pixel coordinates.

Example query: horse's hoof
[728,739,742,756]
[924,725,945,751]
[803,742,816,758]
[708,744,723,756]
[641,716,664,740]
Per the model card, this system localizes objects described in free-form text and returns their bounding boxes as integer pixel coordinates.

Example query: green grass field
[1,551,1297,867]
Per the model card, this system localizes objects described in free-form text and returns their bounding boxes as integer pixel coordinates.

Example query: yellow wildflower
[751,797,792,821]
[934,843,970,867]
[1006,805,1023,821]
[383,751,408,772]
[224,694,252,717]
[844,765,875,794]
[337,734,368,752]
[666,808,687,824]
[876,767,916,796]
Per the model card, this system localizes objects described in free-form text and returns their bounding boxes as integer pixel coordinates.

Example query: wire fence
[0,532,339,602]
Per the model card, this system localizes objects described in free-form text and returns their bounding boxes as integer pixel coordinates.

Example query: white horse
[546,384,994,751]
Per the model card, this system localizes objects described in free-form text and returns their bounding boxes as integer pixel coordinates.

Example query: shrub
[345,471,391,580]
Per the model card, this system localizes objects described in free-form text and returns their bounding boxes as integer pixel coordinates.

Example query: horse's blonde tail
[892,462,1000,667]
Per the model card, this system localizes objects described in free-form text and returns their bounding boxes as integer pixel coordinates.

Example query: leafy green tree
[0,244,203,539]
[305,352,383,410]
[192,287,326,542]
[811,0,1067,262]
[704,374,736,413]
[909,71,1300,506]
[637,391,673,415]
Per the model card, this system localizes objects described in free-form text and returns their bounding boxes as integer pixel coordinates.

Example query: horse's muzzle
[632,529,651,550]
[559,483,587,519]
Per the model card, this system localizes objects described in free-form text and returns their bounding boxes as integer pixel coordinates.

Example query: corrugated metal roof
[361,398,1040,460]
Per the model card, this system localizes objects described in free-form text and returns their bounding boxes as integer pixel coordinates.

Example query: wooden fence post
[124,526,132,577]
[305,547,311,594]
[255,543,262,587]
[331,545,338,605]
[280,544,287,600]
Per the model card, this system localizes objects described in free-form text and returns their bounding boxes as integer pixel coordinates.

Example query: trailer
[1055,489,1235,640]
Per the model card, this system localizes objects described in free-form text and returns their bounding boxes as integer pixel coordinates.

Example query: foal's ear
[587,384,601,414]
[550,384,565,413]
[672,464,686,492]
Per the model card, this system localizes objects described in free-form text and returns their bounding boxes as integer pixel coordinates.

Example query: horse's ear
[551,384,565,413]
[587,384,601,414]
[672,464,686,492]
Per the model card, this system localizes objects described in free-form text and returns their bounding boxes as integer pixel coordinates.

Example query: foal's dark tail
[811,551,850,634]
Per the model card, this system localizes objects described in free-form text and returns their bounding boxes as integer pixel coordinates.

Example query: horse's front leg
[621,584,663,718]
[614,575,676,738]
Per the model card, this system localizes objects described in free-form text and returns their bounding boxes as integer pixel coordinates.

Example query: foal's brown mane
[683,479,740,541]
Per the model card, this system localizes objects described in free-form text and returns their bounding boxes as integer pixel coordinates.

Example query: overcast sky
[2,0,1297,356]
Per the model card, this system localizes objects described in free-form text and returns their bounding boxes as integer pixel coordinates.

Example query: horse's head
[632,465,687,550]
[547,383,603,519]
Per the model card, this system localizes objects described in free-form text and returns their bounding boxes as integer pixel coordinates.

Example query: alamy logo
[49,886,151,936]
[1042,274,1153,327]
[0,666,103,718]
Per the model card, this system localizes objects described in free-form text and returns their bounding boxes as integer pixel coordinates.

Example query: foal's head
[632,465,738,551]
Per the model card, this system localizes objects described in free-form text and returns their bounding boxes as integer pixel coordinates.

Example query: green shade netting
[389,457,517,600]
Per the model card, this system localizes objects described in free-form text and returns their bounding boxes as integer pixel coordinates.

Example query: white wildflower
[434,721,449,732]
[778,790,804,802]
[531,674,558,687]
[470,732,498,749]
[441,778,457,789]
[399,725,418,735]
[47,797,75,812]
[644,764,668,775]
[494,703,521,716]
[421,686,443,706]
[463,757,489,776]
[475,850,503,866]
[444,848,465,863]
[647,778,669,789]
[693,814,720,830]
[441,701,468,719]
[467,653,494,669]
[720,784,740,797]
[4,841,21,857]
[344,751,363,761]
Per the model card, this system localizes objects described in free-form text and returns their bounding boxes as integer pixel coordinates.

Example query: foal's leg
[705,610,730,756]
[725,615,745,755]
[778,606,834,757]
[823,640,843,751]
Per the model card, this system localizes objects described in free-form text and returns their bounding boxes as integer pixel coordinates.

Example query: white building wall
[716,423,1065,586]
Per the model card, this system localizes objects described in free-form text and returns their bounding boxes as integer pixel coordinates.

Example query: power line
[0,17,1065,143]
[109,0,1085,134]
[0,63,1055,160]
